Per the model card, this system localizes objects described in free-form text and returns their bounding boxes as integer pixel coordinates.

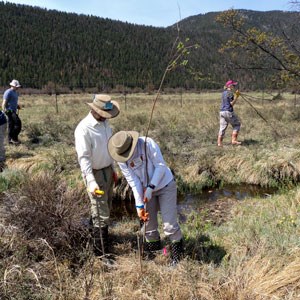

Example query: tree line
[1,1,299,92]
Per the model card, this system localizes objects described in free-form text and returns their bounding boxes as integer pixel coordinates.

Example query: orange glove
[112,172,118,186]
[137,208,149,222]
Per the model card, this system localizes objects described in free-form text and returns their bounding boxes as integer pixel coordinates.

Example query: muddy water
[177,184,277,224]
[178,184,275,207]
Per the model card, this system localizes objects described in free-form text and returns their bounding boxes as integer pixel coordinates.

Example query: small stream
[178,184,275,206]
[177,184,277,222]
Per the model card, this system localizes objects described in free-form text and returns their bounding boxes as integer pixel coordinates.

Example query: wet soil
[178,194,239,226]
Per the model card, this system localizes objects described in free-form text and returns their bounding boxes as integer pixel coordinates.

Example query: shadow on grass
[185,234,226,265]
[109,229,226,266]
[7,151,34,159]
[241,138,260,146]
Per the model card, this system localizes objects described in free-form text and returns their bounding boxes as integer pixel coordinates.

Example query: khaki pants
[145,179,182,242]
[219,111,241,137]
[86,165,114,228]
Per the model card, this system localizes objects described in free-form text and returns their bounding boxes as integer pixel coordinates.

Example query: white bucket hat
[87,94,120,119]
[10,79,21,88]
[108,131,139,162]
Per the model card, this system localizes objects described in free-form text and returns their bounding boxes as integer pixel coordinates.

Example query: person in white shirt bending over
[108,130,184,265]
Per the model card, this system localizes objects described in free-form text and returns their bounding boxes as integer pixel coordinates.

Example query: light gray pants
[85,165,114,228]
[0,123,7,162]
[219,111,241,137]
[145,179,182,242]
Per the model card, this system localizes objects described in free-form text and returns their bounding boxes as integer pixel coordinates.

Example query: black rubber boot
[93,225,116,267]
[170,239,184,266]
[143,240,162,260]
[93,225,109,256]
[0,161,5,172]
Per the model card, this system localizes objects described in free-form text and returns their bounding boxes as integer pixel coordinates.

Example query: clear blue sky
[5,0,294,27]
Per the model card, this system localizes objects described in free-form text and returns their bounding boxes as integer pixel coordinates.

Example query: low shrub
[4,172,91,262]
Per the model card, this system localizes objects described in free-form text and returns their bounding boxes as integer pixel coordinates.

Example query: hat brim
[108,131,139,163]
[87,100,120,119]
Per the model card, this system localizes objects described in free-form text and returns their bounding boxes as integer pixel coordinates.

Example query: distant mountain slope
[176,10,300,90]
[0,2,298,90]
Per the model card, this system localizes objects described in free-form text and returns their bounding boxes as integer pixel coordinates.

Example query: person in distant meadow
[108,130,184,266]
[74,94,120,260]
[217,80,242,147]
[2,79,22,145]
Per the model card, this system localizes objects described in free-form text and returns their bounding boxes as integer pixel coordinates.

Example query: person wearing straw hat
[108,131,184,265]
[2,79,22,145]
[217,80,242,147]
[74,94,120,258]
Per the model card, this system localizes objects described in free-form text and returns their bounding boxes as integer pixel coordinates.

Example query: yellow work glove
[87,180,104,196]
[235,90,241,98]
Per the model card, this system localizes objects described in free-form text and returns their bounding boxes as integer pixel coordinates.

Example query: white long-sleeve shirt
[74,112,114,183]
[118,137,174,208]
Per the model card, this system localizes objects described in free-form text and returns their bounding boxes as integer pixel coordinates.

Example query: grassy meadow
[0,91,299,299]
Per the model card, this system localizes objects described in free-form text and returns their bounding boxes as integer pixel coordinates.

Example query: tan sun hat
[87,94,120,119]
[10,79,21,88]
[108,131,139,162]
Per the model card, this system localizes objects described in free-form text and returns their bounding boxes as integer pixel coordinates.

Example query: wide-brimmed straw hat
[87,94,120,119]
[108,131,139,163]
[10,79,21,88]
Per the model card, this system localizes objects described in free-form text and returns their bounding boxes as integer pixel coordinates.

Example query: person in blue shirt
[217,80,242,147]
[108,131,184,265]
[2,79,22,145]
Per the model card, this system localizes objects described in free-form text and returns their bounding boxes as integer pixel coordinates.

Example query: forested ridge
[0,1,298,91]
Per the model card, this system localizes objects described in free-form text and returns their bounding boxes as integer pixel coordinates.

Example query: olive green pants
[86,165,114,228]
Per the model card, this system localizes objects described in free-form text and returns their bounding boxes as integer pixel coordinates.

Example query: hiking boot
[170,239,184,266]
[9,139,20,145]
[93,225,116,266]
[93,225,109,256]
[143,240,162,260]
[0,161,5,172]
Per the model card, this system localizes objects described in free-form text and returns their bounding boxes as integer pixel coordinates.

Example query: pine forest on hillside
[0,1,300,91]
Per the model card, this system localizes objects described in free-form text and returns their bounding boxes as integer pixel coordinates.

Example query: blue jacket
[3,88,19,112]
[220,90,234,112]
